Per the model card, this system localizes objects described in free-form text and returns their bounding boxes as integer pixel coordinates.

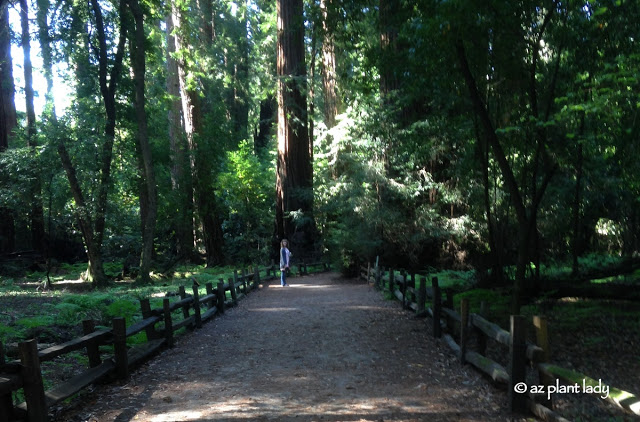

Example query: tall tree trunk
[36,0,56,285]
[320,0,339,128]
[128,0,157,283]
[172,0,224,266]
[232,1,250,145]
[166,10,194,259]
[36,0,55,119]
[276,0,315,251]
[254,95,276,152]
[379,0,399,98]
[0,2,16,253]
[476,120,503,286]
[572,142,583,275]
[308,24,316,156]
[20,0,46,252]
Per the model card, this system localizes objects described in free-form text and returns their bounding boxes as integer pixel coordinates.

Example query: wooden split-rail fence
[0,265,280,422]
[359,262,640,422]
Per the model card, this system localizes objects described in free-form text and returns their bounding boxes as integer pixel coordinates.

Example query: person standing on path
[280,239,291,286]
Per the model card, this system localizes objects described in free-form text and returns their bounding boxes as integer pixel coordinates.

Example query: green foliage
[105,299,139,325]
[217,140,275,263]
[15,315,55,330]
[53,303,85,326]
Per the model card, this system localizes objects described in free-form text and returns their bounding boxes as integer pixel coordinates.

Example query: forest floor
[48,273,524,422]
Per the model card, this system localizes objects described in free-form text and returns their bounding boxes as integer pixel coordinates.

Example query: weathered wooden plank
[442,334,461,358]
[464,350,509,384]
[173,316,195,331]
[126,315,162,338]
[470,313,511,346]
[128,339,165,367]
[38,329,111,362]
[539,363,640,416]
[526,397,572,422]
[393,289,404,302]
[169,296,193,312]
[441,307,461,324]
[201,306,218,322]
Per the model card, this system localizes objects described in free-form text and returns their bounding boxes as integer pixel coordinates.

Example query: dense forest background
[0,0,639,308]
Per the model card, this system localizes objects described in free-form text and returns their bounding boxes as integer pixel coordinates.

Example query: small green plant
[54,303,86,326]
[105,299,138,325]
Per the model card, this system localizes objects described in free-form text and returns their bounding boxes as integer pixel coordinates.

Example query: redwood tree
[0,2,16,253]
[128,0,157,283]
[20,0,45,252]
[172,0,224,266]
[275,0,315,251]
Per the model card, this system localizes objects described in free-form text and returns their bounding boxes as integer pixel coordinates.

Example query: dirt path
[53,273,523,422]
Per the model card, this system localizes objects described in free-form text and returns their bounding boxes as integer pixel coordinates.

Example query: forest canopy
[0,0,638,306]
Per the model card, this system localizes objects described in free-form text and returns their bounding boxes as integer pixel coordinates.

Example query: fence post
[509,315,527,413]
[401,271,407,309]
[206,283,214,308]
[365,262,370,283]
[113,317,128,380]
[216,281,226,313]
[19,339,48,422]
[445,289,454,309]
[417,276,427,315]
[534,315,553,408]
[375,265,381,290]
[445,289,455,332]
[229,277,238,303]
[476,301,488,355]
[242,268,249,292]
[163,298,174,348]
[0,382,11,422]
[192,283,202,328]
[139,298,158,340]
[0,341,12,421]
[254,267,260,289]
[0,350,9,421]
[178,286,190,321]
[82,319,102,367]
[432,277,442,338]
[460,298,469,364]
[233,270,240,296]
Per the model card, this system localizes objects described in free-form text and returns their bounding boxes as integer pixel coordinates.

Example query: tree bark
[172,0,224,266]
[276,0,315,250]
[254,95,276,152]
[571,142,583,275]
[379,0,399,98]
[166,10,194,259]
[128,0,157,283]
[36,0,55,118]
[320,0,339,128]
[0,2,16,253]
[20,0,46,252]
